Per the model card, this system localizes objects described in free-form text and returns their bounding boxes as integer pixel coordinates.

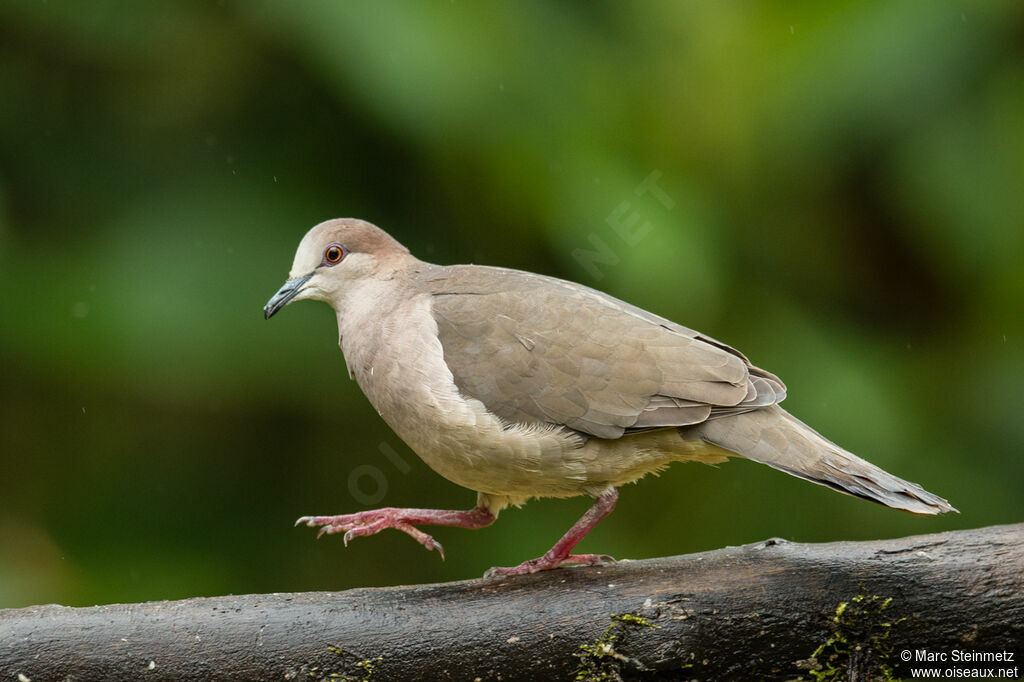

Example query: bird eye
[323,243,347,265]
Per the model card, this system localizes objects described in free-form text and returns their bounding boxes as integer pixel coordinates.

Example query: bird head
[263,218,411,319]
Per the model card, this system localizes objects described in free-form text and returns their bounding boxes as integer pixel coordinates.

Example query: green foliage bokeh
[1,1,1021,607]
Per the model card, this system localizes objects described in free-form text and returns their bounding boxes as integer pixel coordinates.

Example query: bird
[264,218,955,576]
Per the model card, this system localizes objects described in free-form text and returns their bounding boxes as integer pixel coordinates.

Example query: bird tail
[695,405,956,515]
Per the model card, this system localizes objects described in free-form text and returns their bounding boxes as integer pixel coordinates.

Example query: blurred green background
[1,1,1022,609]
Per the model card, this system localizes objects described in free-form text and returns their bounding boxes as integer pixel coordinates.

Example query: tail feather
[695,405,956,516]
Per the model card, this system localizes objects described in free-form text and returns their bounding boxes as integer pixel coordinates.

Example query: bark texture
[1,523,1021,681]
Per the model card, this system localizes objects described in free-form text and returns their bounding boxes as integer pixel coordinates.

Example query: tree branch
[2,523,1021,681]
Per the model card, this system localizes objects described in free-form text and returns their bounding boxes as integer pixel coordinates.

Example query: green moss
[801,592,906,682]
[573,612,665,681]
[611,613,658,628]
[324,647,383,681]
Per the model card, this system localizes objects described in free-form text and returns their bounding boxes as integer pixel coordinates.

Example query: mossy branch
[1,523,1021,681]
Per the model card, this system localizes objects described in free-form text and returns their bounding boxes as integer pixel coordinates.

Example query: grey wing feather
[424,265,786,440]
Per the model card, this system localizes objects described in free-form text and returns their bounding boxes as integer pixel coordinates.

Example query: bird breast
[337,289,600,497]
[337,286,722,503]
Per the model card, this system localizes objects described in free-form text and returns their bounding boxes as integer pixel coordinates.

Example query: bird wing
[423,265,785,440]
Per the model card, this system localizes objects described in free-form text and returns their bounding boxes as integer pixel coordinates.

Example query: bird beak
[264,273,313,319]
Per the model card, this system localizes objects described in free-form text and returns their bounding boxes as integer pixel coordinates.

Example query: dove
[264,218,954,576]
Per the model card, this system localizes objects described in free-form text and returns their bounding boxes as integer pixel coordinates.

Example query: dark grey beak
[264,273,313,319]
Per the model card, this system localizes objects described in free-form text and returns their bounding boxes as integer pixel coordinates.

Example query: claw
[295,506,494,560]
[483,553,616,577]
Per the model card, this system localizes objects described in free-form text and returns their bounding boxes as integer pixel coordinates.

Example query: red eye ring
[323,243,347,265]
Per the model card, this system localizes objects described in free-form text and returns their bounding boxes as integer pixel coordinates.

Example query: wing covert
[425,265,785,439]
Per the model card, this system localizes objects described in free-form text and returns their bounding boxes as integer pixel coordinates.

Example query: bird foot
[484,553,615,578]
[296,506,495,560]
[297,509,446,557]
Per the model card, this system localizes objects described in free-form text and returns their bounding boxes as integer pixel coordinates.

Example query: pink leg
[484,489,618,577]
[297,506,495,560]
